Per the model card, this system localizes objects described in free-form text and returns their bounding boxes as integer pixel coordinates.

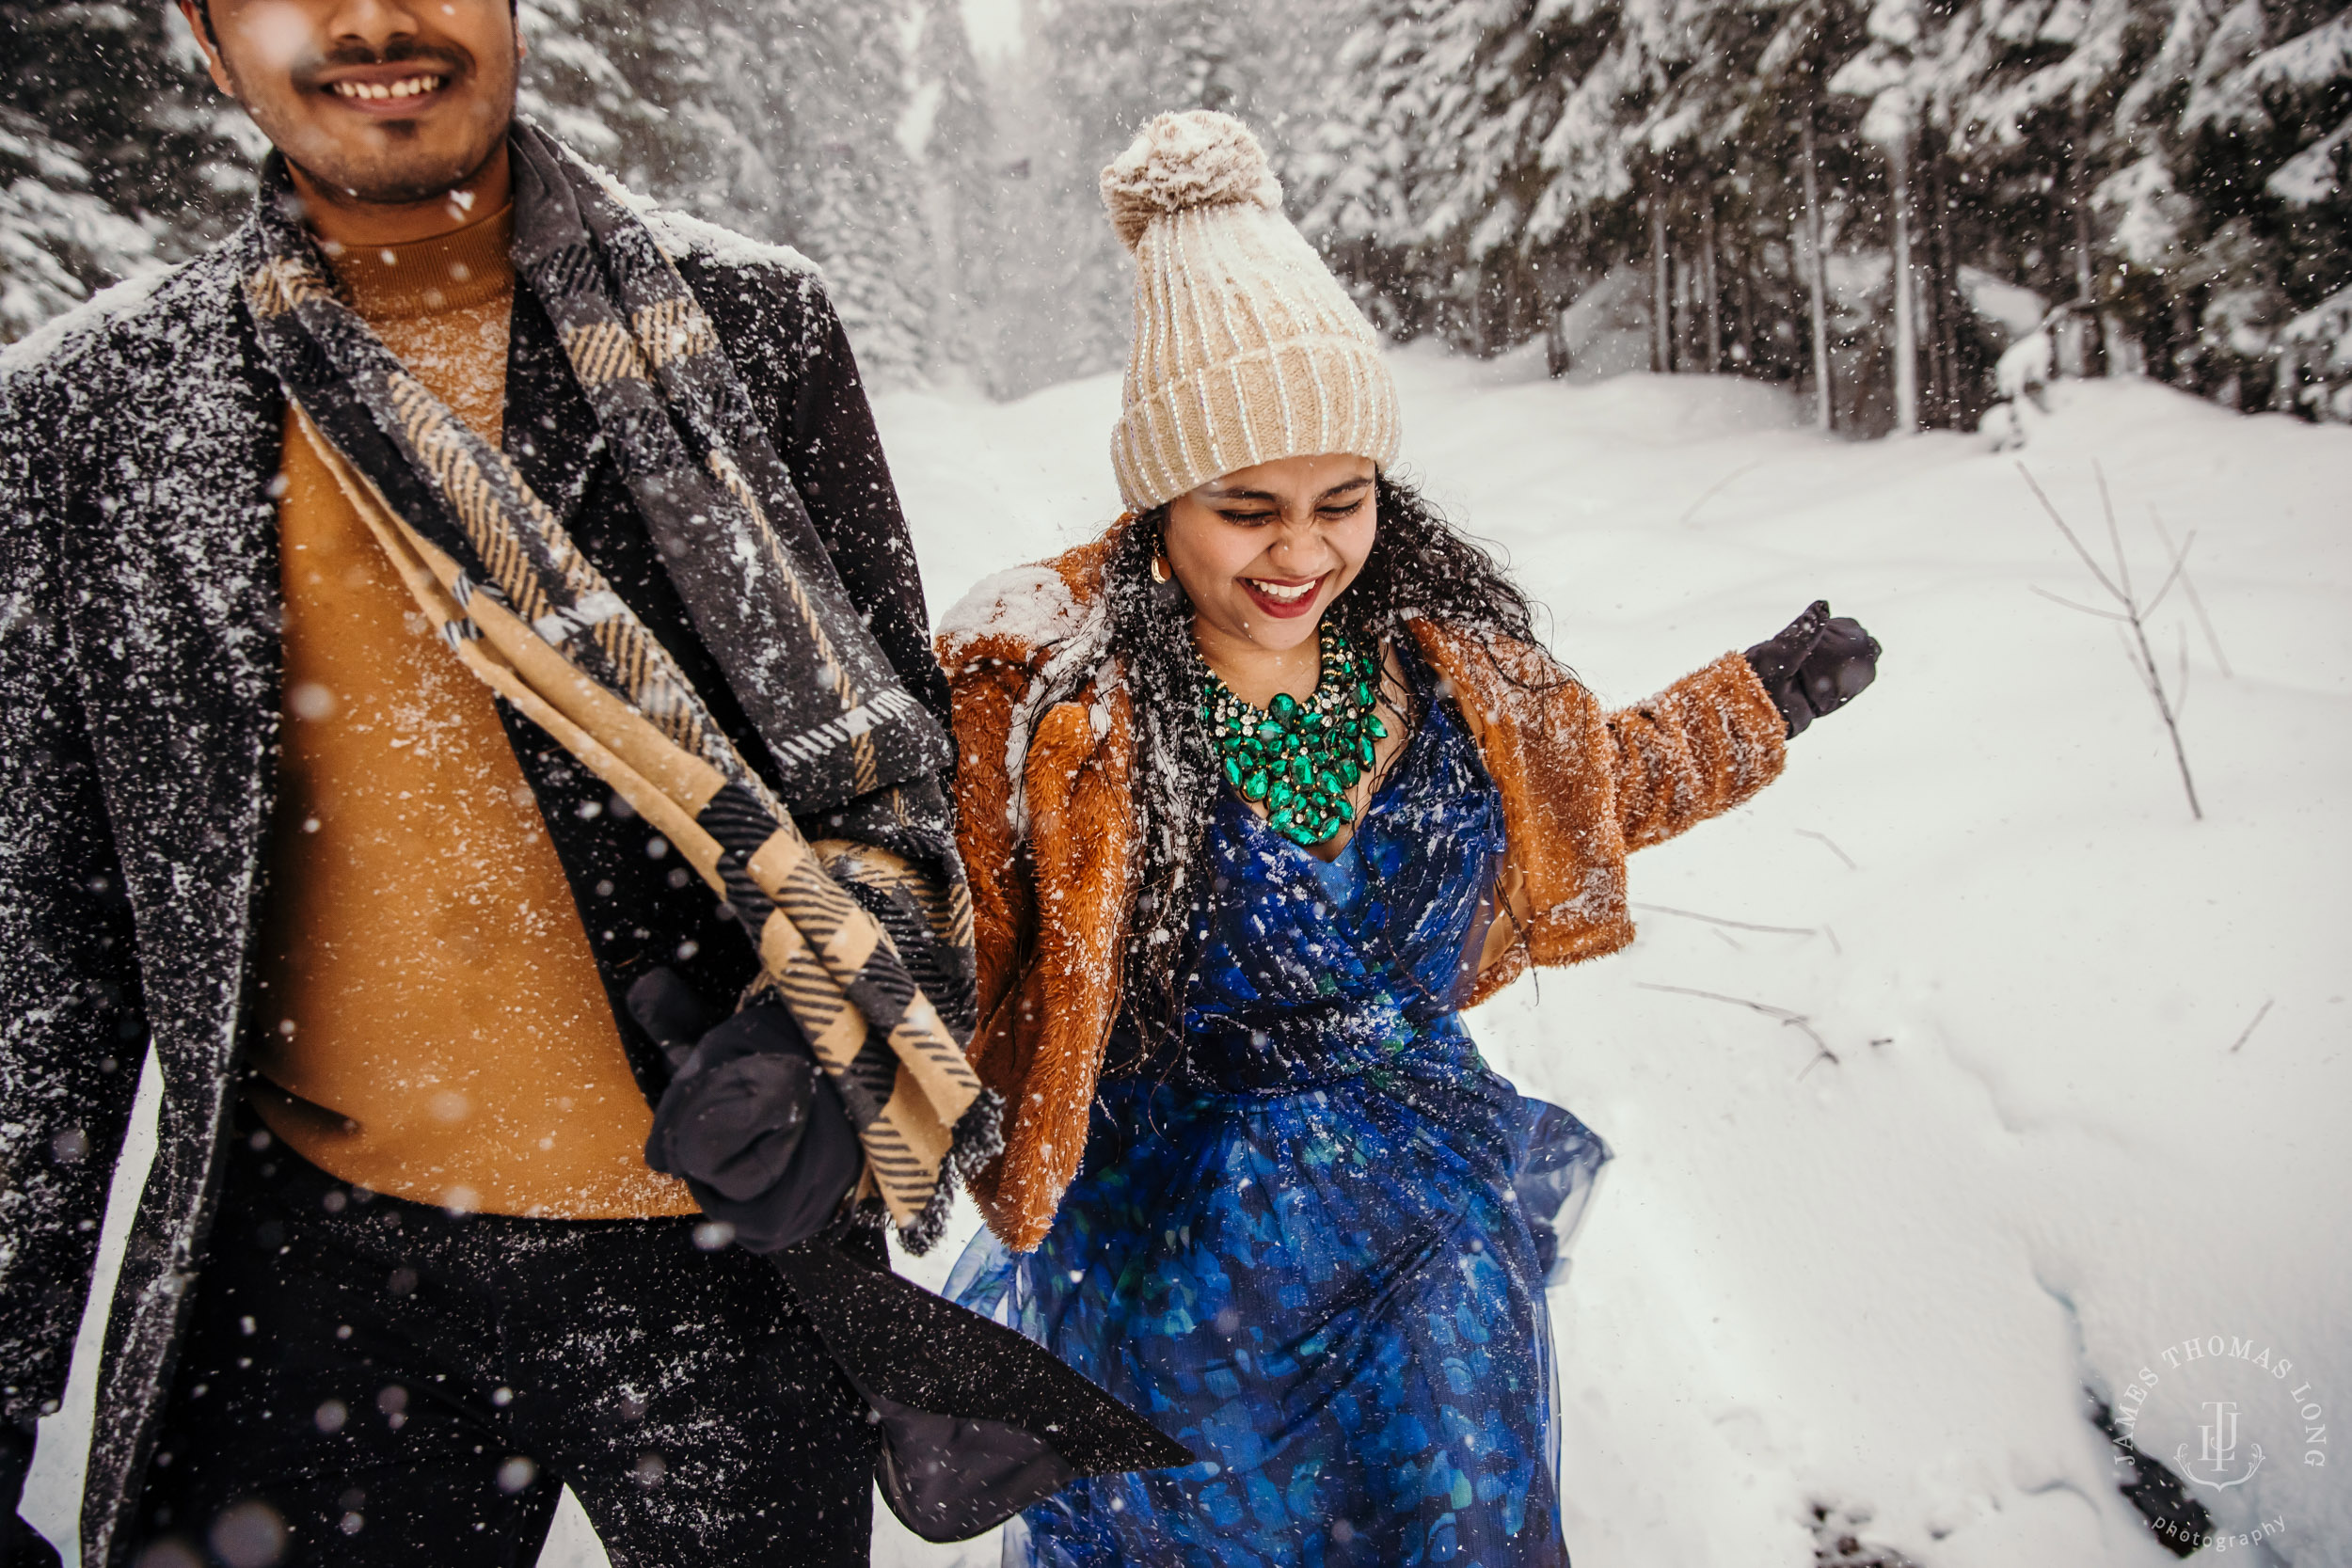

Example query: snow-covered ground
[30,348,2349,1566]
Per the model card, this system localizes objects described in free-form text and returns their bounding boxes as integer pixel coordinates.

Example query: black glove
[630,970,864,1254]
[1743,599,1881,738]
[1,1424,63,1568]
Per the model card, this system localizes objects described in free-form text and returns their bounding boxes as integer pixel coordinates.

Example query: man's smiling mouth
[329,75,449,102]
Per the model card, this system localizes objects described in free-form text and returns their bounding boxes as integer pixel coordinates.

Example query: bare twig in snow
[2029,584,2130,622]
[1638,981,1840,1070]
[2227,999,2275,1053]
[2021,463,2204,820]
[2174,621,2192,721]
[2018,466,2125,600]
[2097,463,2131,601]
[1678,459,1769,525]
[1795,828,1858,869]
[2153,509,2233,678]
[1633,901,1818,936]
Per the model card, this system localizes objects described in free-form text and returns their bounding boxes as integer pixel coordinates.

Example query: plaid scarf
[239,124,993,1250]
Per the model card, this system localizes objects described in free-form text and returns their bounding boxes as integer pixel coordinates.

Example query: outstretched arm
[1605,652,1792,849]
[1608,601,1879,847]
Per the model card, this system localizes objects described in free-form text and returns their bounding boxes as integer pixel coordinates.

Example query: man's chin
[284,143,500,213]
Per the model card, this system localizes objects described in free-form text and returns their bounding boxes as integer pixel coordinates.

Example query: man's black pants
[131,1119,880,1567]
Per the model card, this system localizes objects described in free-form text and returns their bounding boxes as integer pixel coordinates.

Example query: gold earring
[1152,555,1171,583]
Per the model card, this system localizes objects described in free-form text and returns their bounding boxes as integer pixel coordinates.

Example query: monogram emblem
[2175,1399,2266,1490]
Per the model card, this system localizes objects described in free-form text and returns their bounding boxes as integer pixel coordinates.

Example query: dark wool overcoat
[0,213,953,1565]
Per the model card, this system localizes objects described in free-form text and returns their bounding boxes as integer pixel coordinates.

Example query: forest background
[4,0,2348,435]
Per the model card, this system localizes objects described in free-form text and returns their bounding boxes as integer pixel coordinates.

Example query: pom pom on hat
[1101,110,1284,252]
[1102,110,1399,511]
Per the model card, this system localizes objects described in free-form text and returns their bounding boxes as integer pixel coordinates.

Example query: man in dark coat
[0,2,1183,1564]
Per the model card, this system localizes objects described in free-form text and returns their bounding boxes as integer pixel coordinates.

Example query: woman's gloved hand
[1743,600,1881,737]
[629,969,864,1254]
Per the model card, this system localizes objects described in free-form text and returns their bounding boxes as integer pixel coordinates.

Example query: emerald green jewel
[1197,622,1384,847]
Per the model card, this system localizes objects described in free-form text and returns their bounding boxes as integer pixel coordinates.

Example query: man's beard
[242,36,509,208]
[281,136,501,209]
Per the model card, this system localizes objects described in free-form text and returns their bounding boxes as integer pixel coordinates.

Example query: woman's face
[1163,453,1378,658]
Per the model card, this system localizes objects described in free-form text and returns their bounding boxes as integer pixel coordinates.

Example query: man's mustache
[291,40,472,90]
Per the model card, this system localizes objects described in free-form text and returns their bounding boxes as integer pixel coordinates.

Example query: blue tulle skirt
[949,678,1610,1566]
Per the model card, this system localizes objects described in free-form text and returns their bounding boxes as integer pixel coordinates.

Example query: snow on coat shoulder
[938,562,1085,668]
[0,263,180,381]
[643,209,824,283]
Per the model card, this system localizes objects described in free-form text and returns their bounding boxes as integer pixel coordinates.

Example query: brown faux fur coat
[938,537,1789,1250]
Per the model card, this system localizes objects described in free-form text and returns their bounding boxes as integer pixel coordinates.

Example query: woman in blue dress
[936,112,1879,1566]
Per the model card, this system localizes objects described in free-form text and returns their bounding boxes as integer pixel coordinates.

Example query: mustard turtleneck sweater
[247,206,696,1219]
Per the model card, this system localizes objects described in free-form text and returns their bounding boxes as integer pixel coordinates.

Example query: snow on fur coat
[938,535,1790,1252]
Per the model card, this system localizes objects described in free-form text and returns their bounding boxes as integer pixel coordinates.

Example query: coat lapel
[66,253,285,1038]
[43,247,290,1568]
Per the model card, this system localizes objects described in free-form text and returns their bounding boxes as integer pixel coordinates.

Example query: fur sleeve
[1604,653,1788,849]
[942,650,1035,1077]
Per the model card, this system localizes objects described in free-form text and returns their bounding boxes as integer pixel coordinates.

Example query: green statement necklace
[1199,622,1390,847]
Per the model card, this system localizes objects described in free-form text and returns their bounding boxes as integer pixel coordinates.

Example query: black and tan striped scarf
[239,124,994,1250]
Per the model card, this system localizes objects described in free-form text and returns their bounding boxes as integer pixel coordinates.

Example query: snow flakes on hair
[1100,110,1284,252]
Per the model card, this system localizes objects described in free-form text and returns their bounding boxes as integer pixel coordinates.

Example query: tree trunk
[1701,201,1722,372]
[1889,132,1918,435]
[2069,104,2107,376]
[1930,146,1962,426]
[1676,242,1696,365]
[1801,114,1835,431]
[1547,298,1572,379]
[1735,229,1755,370]
[1652,198,1673,373]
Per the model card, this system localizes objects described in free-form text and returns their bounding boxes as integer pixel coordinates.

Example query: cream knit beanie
[1102,111,1401,513]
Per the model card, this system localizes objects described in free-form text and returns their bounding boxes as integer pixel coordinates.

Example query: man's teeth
[1247,579,1316,603]
[332,76,444,102]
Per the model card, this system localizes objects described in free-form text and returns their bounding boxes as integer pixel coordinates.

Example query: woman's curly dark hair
[1056,470,1564,1065]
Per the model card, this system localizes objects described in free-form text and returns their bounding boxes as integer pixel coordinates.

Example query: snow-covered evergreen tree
[0,0,252,341]
[967,0,1356,390]
[1293,0,2346,423]
[518,0,961,384]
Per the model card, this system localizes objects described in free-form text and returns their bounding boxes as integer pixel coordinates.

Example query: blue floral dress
[948,662,1610,1567]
